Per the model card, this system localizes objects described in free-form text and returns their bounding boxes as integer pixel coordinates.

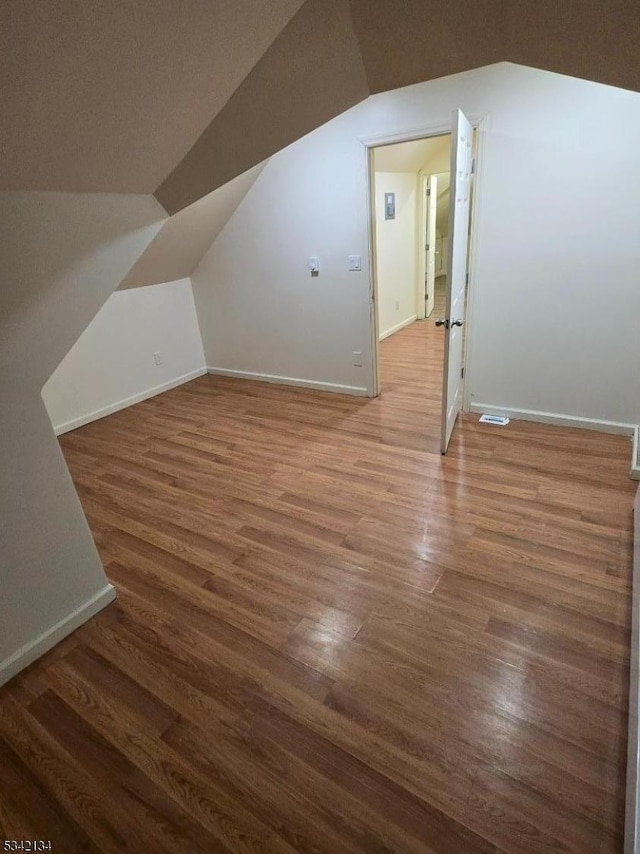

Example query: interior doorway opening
[372,134,451,340]
[367,112,477,453]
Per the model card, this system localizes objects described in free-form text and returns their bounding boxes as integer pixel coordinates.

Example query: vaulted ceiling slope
[350,0,640,96]
[157,0,640,213]
[0,0,304,193]
[119,162,267,290]
[2,0,639,210]
[155,0,369,213]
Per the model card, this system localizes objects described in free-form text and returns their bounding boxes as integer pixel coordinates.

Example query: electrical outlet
[352,351,363,367]
[153,351,163,366]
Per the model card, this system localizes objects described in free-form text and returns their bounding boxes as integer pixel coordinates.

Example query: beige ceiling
[2,0,640,210]
[374,136,450,174]
[0,0,304,194]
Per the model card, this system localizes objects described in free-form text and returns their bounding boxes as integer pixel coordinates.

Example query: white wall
[0,190,166,685]
[374,171,418,338]
[43,278,206,434]
[192,62,640,430]
[192,125,373,394]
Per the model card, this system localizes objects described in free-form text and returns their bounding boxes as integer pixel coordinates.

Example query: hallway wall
[373,171,418,339]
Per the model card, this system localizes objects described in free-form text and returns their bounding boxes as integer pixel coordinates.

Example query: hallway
[0,323,635,853]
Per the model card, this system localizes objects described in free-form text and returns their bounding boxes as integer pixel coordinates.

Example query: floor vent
[479,414,510,426]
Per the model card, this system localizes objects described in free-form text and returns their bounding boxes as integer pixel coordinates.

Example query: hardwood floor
[1,320,636,853]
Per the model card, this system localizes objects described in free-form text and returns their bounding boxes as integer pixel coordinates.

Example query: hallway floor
[0,323,636,853]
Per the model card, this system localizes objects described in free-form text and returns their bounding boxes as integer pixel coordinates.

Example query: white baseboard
[52,367,208,435]
[379,315,417,341]
[469,402,640,478]
[0,584,116,687]
[468,402,636,436]
[206,367,368,397]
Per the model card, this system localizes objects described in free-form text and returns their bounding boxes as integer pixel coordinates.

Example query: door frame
[417,170,438,321]
[362,115,489,401]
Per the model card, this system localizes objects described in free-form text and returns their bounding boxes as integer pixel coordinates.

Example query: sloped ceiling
[155,0,369,214]
[350,0,505,95]
[350,0,640,96]
[119,161,266,290]
[2,0,639,211]
[157,0,640,214]
[0,0,304,193]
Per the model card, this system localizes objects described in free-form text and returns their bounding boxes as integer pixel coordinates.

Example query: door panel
[440,109,473,454]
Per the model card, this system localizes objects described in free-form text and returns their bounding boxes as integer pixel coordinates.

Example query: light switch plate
[348,255,361,271]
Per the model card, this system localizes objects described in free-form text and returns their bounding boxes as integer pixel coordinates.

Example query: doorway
[372,135,451,338]
[367,111,477,453]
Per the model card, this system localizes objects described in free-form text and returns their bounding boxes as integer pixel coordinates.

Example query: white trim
[365,145,380,397]
[462,114,492,412]
[632,426,640,481]
[416,170,427,321]
[379,315,417,341]
[0,584,116,687]
[468,402,636,436]
[207,367,368,397]
[52,367,208,436]
[358,115,485,149]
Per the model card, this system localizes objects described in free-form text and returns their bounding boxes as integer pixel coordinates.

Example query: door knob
[435,319,449,328]
[451,319,464,327]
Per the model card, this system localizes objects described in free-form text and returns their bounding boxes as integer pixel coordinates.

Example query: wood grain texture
[1,320,636,853]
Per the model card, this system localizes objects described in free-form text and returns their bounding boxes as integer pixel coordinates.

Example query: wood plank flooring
[1,320,637,853]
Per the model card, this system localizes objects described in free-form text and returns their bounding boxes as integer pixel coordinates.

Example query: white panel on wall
[42,278,206,434]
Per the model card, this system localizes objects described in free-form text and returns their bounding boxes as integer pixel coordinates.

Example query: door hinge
[426,243,429,251]
[426,188,431,197]
[471,158,476,174]
[461,366,465,379]
[465,272,469,287]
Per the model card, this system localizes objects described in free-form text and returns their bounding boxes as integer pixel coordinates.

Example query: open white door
[424,174,438,317]
[439,109,473,454]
